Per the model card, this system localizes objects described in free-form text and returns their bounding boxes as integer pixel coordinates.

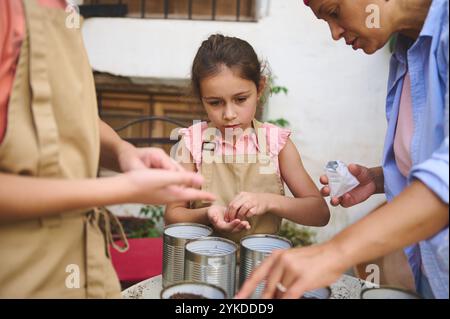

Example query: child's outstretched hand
[225,192,270,222]
[207,205,251,233]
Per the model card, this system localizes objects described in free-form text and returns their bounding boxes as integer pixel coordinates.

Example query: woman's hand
[207,205,251,233]
[235,242,347,299]
[118,142,183,173]
[320,164,382,207]
[225,192,272,222]
[124,169,216,204]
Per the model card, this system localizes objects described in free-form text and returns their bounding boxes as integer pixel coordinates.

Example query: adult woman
[0,0,214,298]
[237,0,448,299]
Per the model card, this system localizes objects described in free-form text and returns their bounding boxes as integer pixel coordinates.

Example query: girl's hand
[319,164,378,207]
[118,143,183,173]
[235,242,347,299]
[225,192,271,222]
[207,205,251,233]
[124,169,216,204]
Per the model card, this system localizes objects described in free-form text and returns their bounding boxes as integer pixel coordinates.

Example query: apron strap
[252,119,270,157]
[96,207,129,256]
[200,123,217,183]
[24,0,61,177]
[202,122,217,154]
[24,0,63,227]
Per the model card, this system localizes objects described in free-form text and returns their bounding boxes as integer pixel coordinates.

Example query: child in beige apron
[189,119,285,244]
[0,0,126,298]
[165,34,329,247]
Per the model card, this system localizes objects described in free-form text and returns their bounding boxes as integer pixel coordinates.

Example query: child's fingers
[237,220,251,231]
[207,209,218,223]
[226,202,238,221]
[216,217,234,229]
[228,197,247,221]
[241,220,251,230]
[214,218,227,229]
[231,220,246,233]
[245,207,257,219]
[227,193,246,220]
[224,207,231,222]
[227,219,243,232]
[236,204,251,221]
[226,206,237,221]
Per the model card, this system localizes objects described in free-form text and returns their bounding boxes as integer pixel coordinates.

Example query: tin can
[184,237,237,298]
[160,281,226,299]
[301,287,332,299]
[360,286,421,299]
[162,223,212,288]
[239,234,292,298]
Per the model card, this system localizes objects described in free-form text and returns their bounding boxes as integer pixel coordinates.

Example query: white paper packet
[324,161,360,198]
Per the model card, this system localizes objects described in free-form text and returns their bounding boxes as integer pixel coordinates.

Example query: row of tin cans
[162,224,422,299]
[162,223,292,298]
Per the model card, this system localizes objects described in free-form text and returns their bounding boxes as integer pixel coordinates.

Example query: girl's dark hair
[191,34,266,100]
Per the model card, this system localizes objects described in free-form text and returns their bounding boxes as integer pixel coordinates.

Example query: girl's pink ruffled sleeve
[277,126,291,154]
[262,123,291,157]
[179,122,206,167]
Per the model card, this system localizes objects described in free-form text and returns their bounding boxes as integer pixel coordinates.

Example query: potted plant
[111,205,164,241]
[278,221,316,247]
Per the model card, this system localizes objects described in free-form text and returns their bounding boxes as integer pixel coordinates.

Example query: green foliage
[267,118,290,128]
[268,75,288,96]
[270,86,288,95]
[128,205,164,239]
[139,205,164,221]
[266,75,290,128]
[278,221,316,247]
[128,221,161,238]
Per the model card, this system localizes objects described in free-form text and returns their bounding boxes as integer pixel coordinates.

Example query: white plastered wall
[82,0,390,242]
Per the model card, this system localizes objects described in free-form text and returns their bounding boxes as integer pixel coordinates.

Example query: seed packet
[325,161,360,198]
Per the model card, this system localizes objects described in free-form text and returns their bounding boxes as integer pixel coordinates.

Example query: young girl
[165,34,329,243]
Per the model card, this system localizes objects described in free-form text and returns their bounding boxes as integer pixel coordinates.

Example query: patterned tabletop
[122,274,372,299]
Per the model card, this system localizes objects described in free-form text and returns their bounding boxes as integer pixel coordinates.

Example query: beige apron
[0,0,127,298]
[353,203,416,291]
[191,120,285,244]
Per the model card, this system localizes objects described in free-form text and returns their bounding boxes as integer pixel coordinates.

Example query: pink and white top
[179,121,291,177]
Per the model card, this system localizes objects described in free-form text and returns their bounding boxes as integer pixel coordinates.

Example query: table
[122,274,371,299]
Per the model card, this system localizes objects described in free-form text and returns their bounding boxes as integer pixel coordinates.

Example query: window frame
[80,0,259,22]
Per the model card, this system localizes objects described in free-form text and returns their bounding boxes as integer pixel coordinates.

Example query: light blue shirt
[383,0,449,299]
